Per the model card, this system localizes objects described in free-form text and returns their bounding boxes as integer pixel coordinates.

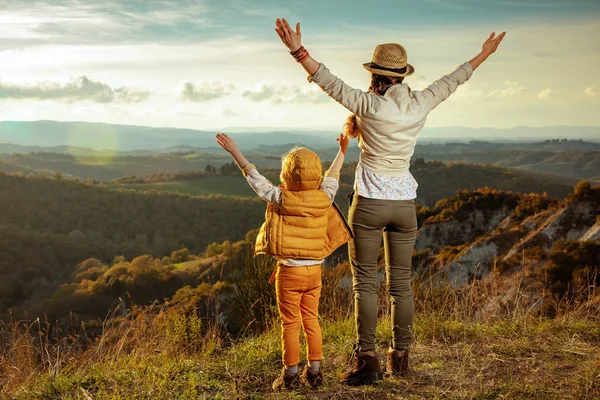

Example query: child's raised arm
[216,133,282,204]
[324,133,348,180]
[216,133,251,171]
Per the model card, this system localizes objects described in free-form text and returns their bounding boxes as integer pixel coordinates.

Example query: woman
[275,18,505,385]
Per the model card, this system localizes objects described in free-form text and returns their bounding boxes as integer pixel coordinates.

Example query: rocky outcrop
[581,220,600,242]
[415,208,511,253]
[541,201,597,241]
[434,199,598,287]
[442,242,498,287]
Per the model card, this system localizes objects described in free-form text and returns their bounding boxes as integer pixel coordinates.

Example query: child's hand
[216,133,238,153]
[337,133,349,155]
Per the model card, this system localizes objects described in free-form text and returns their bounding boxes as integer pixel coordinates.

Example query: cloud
[212,105,239,118]
[242,84,329,104]
[448,85,484,102]
[537,88,553,99]
[584,86,597,98]
[0,76,150,103]
[178,81,235,102]
[0,0,212,48]
[487,81,526,98]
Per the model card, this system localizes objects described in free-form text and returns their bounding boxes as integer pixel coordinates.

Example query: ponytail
[344,114,359,139]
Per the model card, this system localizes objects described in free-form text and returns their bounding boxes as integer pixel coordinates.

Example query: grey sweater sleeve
[413,62,474,112]
[308,63,380,116]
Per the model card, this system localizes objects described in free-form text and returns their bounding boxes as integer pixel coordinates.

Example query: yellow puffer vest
[254,148,353,259]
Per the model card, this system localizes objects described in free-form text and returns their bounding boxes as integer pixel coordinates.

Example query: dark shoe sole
[385,369,408,377]
[340,371,383,386]
[272,382,300,391]
[300,376,323,388]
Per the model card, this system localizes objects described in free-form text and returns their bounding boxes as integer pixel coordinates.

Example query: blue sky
[0,0,599,131]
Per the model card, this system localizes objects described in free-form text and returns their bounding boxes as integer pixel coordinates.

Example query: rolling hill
[2,121,599,151]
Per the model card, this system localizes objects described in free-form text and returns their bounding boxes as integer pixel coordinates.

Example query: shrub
[544,240,600,296]
[171,248,190,263]
[515,193,553,220]
[225,249,277,336]
[573,180,592,199]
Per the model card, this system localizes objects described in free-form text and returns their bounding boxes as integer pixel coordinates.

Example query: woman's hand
[216,133,238,153]
[275,18,301,52]
[337,133,349,155]
[469,31,506,71]
[481,31,506,58]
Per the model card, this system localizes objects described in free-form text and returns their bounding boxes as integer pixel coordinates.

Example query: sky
[0,0,599,132]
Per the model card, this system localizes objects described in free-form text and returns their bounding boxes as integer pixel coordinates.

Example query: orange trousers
[275,263,322,367]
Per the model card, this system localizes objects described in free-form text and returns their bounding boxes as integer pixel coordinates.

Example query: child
[216,133,352,390]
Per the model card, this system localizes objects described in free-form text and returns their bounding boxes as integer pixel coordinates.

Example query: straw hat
[363,43,414,77]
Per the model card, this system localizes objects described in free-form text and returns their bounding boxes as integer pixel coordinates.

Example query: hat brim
[363,62,414,77]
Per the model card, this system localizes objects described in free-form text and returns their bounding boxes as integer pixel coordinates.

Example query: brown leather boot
[272,367,300,390]
[339,350,383,386]
[300,365,323,388]
[386,348,409,376]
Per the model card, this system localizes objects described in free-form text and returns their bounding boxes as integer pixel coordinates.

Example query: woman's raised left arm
[275,18,319,75]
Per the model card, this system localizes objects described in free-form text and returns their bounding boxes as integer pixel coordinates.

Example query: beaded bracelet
[290,46,304,56]
[290,46,310,63]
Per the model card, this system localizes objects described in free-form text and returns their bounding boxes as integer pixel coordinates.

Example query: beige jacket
[309,62,473,177]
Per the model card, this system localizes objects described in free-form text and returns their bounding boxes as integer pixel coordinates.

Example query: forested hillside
[0,172,266,314]
[0,156,581,317]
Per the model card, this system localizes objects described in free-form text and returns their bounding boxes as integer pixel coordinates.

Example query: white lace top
[355,163,418,200]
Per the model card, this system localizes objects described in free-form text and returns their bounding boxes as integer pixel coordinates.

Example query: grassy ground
[3,315,599,399]
[3,278,599,400]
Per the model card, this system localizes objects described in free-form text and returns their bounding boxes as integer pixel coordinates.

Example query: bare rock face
[415,208,511,253]
[541,202,596,242]
[581,220,600,242]
[443,242,498,287]
[439,199,599,287]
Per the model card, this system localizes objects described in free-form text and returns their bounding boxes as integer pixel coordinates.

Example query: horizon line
[1,119,600,133]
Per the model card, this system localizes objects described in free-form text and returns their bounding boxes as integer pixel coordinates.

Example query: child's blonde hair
[280,146,323,191]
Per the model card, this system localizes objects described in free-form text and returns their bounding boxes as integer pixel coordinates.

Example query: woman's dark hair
[344,73,405,138]
[369,74,404,96]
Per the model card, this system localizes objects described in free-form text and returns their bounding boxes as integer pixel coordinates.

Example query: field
[107,175,259,197]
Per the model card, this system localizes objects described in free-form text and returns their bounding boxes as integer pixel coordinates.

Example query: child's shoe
[300,365,323,388]
[272,367,300,390]
[386,348,409,376]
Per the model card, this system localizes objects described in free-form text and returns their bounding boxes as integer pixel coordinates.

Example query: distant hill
[1,120,599,152]
[2,121,598,184]
[105,161,574,209]
[411,150,600,184]
[0,148,577,201]
[0,151,283,181]
[0,120,335,151]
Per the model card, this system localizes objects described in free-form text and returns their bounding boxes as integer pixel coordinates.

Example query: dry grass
[1,269,599,399]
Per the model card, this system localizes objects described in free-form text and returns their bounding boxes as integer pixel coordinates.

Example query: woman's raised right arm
[275,18,378,116]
